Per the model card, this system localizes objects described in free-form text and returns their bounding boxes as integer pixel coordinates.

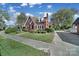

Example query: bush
[45,28,54,33]
[60,25,71,30]
[5,27,20,34]
[36,29,47,33]
[53,24,60,30]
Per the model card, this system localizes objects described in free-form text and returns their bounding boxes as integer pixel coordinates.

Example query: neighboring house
[23,13,49,32]
[73,17,79,33]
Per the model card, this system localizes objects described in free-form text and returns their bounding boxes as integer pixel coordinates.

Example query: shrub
[54,25,60,30]
[5,27,20,34]
[45,28,54,33]
[36,29,47,33]
[41,31,47,33]
[60,25,71,30]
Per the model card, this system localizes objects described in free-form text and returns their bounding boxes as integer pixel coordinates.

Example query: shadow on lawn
[57,32,79,46]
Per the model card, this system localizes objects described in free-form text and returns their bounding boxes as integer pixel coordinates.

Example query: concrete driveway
[54,32,79,56]
[57,32,79,46]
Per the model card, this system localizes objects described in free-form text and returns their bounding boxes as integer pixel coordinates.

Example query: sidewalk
[0,31,50,52]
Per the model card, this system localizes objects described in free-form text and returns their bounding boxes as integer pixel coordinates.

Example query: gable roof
[23,16,37,27]
[73,17,79,25]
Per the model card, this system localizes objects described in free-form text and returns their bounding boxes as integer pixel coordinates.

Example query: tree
[0,9,9,20]
[0,9,10,30]
[16,12,27,31]
[51,8,76,30]
[17,12,27,25]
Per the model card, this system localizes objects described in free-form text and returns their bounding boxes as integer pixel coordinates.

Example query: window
[40,26,41,29]
[42,26,43,29]
[37,25,43,29]
[37,25,40,29]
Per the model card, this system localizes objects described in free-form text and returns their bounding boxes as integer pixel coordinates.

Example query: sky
[0,3,54,17]
[0,3,79,25]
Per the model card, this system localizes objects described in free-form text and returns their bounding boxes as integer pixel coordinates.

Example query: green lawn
[19,32,54,43]
[0,36,48,56]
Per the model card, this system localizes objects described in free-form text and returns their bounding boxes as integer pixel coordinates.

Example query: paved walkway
[0,31,50,52]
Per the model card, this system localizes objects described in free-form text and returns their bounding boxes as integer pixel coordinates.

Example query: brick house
[73,17,79,33]
[23,13,49,31]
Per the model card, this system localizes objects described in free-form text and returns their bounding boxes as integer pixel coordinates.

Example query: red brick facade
[23,13,49,31]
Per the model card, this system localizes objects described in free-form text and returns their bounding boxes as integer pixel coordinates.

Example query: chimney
[46,13,48,18]
[44,13,48,18]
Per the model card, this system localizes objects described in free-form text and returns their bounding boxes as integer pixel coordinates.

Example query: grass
[19,32,54,43]
[0,36,48,56]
